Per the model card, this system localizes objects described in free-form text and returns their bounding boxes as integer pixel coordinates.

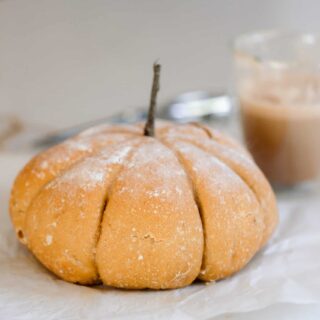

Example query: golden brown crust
[197,124,253,158]
[161,139,263,280]
[10,125,140,243]
[9,121,278,289]
[25,138,141,284]
[161,126,278,246]
[96,139,203,289]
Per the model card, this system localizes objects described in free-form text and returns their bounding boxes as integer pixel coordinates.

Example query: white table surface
[1,149,320,320]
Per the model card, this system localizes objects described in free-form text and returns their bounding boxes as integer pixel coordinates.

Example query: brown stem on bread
[144,63,161,137]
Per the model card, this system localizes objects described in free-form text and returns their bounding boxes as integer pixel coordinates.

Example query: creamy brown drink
[240,75,320,185]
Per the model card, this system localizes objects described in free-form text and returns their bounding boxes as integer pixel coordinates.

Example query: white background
[1,0,320,129]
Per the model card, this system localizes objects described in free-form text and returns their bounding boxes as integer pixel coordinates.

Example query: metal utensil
[159,91,232,121]
[33,91,232,148]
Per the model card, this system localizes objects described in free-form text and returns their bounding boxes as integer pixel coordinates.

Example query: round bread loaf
[9,121,278,289]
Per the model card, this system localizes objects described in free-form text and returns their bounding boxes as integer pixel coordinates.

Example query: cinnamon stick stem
[144,63,161,137]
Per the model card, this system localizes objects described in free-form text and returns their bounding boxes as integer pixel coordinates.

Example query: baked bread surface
[10,121,278,289]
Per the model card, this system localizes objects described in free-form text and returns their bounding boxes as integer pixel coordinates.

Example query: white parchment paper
[1,154,320,319]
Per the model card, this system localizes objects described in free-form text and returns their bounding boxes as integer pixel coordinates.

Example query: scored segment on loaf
[96,139,203,289]
[9,121,278,289]
[10,124,141,243]
[161,123,278,245]
[25,138,142,284]
[159,138,264,280]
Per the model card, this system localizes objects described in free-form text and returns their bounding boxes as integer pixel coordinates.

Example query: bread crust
[10,121,278,289]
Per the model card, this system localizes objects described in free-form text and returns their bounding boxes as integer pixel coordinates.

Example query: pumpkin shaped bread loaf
[10,120,278,289]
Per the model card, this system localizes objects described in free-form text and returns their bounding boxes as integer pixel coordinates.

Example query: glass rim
[233,29,320,67]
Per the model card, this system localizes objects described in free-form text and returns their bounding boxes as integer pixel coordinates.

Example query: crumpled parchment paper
[1,154,320,320]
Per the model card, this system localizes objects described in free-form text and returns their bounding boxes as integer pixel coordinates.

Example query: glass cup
[233,31,320,187]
